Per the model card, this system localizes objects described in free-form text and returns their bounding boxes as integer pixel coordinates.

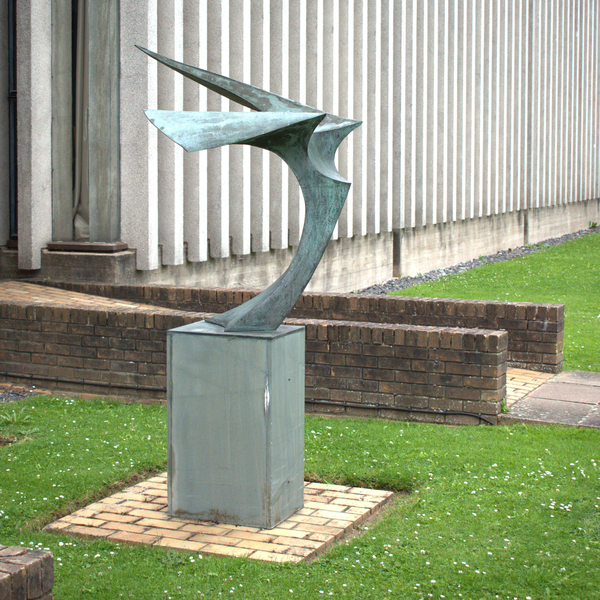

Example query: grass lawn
[391,231,600,372]
[1,396,599,599]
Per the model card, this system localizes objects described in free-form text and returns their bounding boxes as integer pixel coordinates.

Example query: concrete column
[464,0,473,219]
[553,0,562,206]
[435,0,445,224]
[561,0,569,206]
[473,0,482,218]
[567,2,576,206]
[335,0,352,238]
[249,0,269,253]
[119,0,159,270]
[492,0,500,214]
[365,0,380,235]
[415,0,425,225]
[206,0,230,259]
[402,0,414,229]
[352,0,366,236]
[287,0,303,245]
[529,1,539,209]
[391,0,402,230]
[455,0,465,222]
[268,0,286,250]
[380,0,392,233]
[425,0,435,225]
[228,0,251,257]
[50,0,73,242]
[156,0,184,264]
[485,0,493,215]
[518,0,528,211]
[542,0,550,208]
[446,0,461,221]
[321,0,337,240]
[583,0,593,201]
[498,0,514,213]
[336,0,352,238]
[88,0,121,243]
[434,0,454,223]
[182,0,208,263]
[581,0,589,202]
[573,1,582,206]
[16,0,52,270]
[593,1,600,199]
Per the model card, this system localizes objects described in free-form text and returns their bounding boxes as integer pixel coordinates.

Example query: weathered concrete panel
[394,199,600,278]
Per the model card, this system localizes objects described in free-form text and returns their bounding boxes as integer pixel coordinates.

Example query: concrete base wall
[2,199,598,291]
[525,201,600,244]
[0,232,393,294]
[395,199,600,278]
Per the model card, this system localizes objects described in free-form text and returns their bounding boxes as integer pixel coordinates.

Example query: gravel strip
[0,390,33,405]
[356,227,600,295]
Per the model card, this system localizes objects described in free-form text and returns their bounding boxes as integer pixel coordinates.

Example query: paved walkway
[505,368,555,407]
[501,370,600,428]
[0,280,173,311]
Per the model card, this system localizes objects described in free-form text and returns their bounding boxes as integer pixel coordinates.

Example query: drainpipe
[7,0,18,245]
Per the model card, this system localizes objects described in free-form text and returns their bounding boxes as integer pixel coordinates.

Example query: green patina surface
[139,47,360,332]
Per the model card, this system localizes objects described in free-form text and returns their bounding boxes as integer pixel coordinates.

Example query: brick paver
[505,368,554,406]
[45,474,393,563]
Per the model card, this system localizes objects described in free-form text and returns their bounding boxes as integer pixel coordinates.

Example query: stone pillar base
[167,321,305,529]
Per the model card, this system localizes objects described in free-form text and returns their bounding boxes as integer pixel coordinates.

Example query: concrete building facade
[1,0,599,292]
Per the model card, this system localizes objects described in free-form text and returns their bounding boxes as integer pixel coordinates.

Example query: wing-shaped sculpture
[138,46,361,332]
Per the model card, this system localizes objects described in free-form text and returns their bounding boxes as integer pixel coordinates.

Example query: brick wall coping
[30,280,564,324]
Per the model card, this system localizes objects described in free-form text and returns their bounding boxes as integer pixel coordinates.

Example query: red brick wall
[294,293,563,373]
[0,300,506,423]
[300,319,507,424]
[41,282,563,373]
[0,303,202,401]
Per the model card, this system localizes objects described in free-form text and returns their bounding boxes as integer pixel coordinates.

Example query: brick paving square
[45,474,393,563]
[505,368,554,406]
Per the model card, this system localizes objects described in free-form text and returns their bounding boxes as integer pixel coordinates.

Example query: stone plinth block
[167,321,305,528]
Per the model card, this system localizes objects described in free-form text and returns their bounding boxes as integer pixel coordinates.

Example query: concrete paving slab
[526,382,600,405]
[504,397,597,427]
[552,371,600,387]
[578,406,600,428]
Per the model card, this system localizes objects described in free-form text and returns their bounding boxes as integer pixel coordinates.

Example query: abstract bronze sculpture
[139,46,360,332]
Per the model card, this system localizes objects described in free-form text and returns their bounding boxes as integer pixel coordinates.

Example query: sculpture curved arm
[140,47,361,332]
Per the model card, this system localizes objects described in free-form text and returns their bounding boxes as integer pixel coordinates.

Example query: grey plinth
[166,321,305,529]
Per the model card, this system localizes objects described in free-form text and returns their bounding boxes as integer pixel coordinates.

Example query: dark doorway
[7,0,17,246]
